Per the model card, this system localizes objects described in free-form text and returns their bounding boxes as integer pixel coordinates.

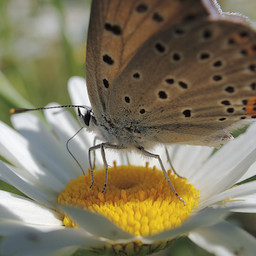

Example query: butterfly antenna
[66,127,86,175]
[10,105,88,175]
[10,105,88,114]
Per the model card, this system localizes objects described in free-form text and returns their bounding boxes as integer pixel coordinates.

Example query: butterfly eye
[84,111,92,126]
[78,107,91,127]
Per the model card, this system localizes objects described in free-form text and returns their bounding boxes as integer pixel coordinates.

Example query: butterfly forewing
[86,0,211,121]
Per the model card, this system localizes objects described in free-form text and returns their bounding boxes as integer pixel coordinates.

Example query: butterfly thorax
[90,112,150,149]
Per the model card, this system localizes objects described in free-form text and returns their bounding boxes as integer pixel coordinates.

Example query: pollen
[57,164,199,236]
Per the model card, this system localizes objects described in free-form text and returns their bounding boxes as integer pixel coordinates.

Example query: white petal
[44,103,93,175]
[50,246,78,256]
[194,147,256,202]
[165,145,214,179]
[125,148,159,168]
[107,144,213,180]
[0,190,61,226]
[0,121,43,176]
[223,199,256,213]
[0,221,63,235]
[122,145,171,170]
[141,208,229,243]
[11,113,78,184]
[1,225,104,256]
[0,160,56,206]
[68,76,91,107]
[103,148,156,170]
[189,221,256,256]
[61,206,135,242]
[193,123,256,198]
[200,180,256,209]
[0,121,65,191]
[238,161,256,183]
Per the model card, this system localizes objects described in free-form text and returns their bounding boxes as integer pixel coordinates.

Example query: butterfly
[12,0,256,203]
[78,0,256,200]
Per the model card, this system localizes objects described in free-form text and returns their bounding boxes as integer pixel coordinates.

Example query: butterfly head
[10,105,98,133]
[77,106,97,131]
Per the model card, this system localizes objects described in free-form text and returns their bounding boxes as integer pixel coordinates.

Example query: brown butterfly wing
[86,0,212,121]
[107,17,256,146]
[86,0,256,147]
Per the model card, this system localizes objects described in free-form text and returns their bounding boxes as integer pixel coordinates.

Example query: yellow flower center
[57,163,199,236]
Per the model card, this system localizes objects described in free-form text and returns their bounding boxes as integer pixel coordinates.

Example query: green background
[0,0,256,255]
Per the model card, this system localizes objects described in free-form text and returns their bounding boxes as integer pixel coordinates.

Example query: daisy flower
[0,76,256,256]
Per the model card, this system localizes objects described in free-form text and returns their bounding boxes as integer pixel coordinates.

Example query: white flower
[0,76,256,256]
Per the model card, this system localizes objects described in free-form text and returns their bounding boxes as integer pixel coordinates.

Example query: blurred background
[0,0,91,126]
[0,0,256,255]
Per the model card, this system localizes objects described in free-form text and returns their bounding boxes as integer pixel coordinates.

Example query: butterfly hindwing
[86,0,256,147]
[107,17,256,146]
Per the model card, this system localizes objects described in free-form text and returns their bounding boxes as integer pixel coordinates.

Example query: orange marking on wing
[244,44,256,56]
[246,97,256,116]
[233,33,249,44]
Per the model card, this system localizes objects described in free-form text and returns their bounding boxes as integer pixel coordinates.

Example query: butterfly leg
[92,136,101,169]
[88,143,126,193]
[165,146,184,179]
[138,147,186,205]
[87,137,103,187]
[88,144,101,189]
